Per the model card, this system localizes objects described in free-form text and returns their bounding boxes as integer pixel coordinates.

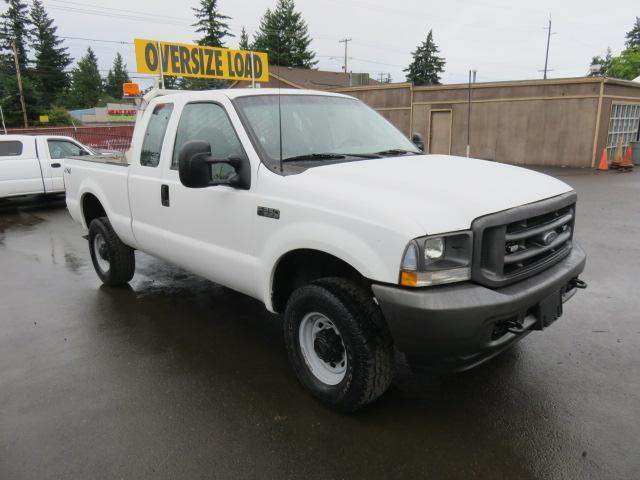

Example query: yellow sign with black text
[134,39,269,82]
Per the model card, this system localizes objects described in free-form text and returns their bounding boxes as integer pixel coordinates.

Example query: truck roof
[0,134,79,142]
[154,88,352,102]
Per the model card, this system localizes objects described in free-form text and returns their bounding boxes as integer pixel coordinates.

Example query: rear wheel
[284,277,393,412]
[88,217,135,286]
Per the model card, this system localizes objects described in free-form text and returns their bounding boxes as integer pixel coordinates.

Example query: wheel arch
[81,192,107,228]
[270,248,367,313]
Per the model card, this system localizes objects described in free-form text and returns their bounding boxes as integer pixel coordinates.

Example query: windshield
[234,94,419,167]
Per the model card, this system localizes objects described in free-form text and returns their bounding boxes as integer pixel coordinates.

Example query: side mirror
[411,133,425,152]
[178,140,250,189]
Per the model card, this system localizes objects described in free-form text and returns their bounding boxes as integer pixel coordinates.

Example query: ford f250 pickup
[1,134,93,199]
[64,87,586,411]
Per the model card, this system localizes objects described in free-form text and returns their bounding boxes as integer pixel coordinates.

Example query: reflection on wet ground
[1,174,639,479]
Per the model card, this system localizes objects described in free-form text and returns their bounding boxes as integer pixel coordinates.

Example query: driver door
[160,101,257,296]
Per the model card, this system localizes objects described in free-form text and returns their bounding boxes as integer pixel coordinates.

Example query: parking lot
[0,168,638,480]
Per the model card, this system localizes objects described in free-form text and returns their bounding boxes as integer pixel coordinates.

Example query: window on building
[606,103,640,156]
[171,103,244,183]
[140,103,174,167]
[0,141,23,157]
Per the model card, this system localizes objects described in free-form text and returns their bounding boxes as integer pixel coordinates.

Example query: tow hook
[569,278,588,290]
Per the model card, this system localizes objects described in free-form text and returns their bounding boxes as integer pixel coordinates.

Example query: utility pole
[11,40,28,128]
[339,38,352,86]
[542,16,555,80]
[378,72,391,83]
[0,105,7,134]
[466,70,477,158]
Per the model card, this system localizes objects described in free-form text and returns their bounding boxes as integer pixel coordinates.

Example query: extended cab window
[0,141,23,157]
[47,140,87,159]
[172,103,244,182]
[141,103,174,167]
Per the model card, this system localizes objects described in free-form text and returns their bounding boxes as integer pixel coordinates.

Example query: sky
[10,0,638,87]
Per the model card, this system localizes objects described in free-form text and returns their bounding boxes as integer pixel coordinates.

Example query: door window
[47,140,86,159]
[141,103,174,167]
[0,141,23,157]
[171,103,244,182]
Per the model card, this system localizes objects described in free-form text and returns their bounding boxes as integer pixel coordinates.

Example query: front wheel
[284,278,393,412]
[88,217,135,286]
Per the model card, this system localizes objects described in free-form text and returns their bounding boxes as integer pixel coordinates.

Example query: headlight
[399,231,473,287]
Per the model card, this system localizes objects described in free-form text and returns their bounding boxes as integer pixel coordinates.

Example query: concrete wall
[336,78,640,168]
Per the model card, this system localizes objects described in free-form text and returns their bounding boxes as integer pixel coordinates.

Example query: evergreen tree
[588,47,612,77]
[0,0,37,126]
[30,0,71,110]
[192,0,232,48]
[625,16,640,49]
[184,0,233,90]
[68,47,102,108]
[239,26,250,50]
[252,0,316,68]
[404,30,445,86]
[0,0,30,70]
[105,53,130,99]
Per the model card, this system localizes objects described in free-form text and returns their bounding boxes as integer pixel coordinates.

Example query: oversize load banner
[134,39,269,82]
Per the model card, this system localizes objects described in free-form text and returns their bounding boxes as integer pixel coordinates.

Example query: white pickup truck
[65,88,586,411]
[0,134,93,199]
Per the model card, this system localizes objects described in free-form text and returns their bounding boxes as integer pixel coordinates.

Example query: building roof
[231,66,379,90]
[335,76,640,93]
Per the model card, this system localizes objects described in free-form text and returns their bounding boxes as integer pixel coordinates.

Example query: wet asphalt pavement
[0,169,639,480]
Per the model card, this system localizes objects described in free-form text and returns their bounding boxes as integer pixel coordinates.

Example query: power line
[60,36,133,45]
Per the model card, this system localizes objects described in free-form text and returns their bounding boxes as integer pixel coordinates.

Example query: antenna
[277,29,284,173]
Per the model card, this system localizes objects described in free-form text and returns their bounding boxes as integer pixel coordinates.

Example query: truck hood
[288,154,573,236]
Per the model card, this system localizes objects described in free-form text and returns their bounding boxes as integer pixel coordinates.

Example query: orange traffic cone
[620,144,634,172]
[595,148,609,173]
[611,139,624,169]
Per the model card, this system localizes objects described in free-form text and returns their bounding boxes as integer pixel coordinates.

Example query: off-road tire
[88,217,135,286]
[284,277,394,412]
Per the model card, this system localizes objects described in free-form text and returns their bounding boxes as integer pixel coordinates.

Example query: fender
[78,177,138,248]
[259,221,402,312]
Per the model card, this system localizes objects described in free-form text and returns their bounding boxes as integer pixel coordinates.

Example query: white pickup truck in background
[0,134,94,199]
[64,87,586,411]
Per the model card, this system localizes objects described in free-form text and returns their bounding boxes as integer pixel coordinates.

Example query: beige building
[334,77,640,168]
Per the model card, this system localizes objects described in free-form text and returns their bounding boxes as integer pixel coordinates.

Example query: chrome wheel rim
[298,312,347,385]
[93,233,110,273]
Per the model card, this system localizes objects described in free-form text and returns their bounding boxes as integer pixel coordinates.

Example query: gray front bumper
[372,244,586,369]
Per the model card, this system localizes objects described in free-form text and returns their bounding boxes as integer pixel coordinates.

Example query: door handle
[51,163,61,168]
[161,184,170,207]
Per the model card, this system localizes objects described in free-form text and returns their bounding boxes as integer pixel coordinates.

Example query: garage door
[429,110,452,154]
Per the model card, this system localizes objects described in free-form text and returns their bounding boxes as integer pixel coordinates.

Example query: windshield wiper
[281,153,346,162]
[374,149,419,156]
[337,152,382,159]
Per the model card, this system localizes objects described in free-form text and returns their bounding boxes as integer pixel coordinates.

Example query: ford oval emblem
[542,230,559,245]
